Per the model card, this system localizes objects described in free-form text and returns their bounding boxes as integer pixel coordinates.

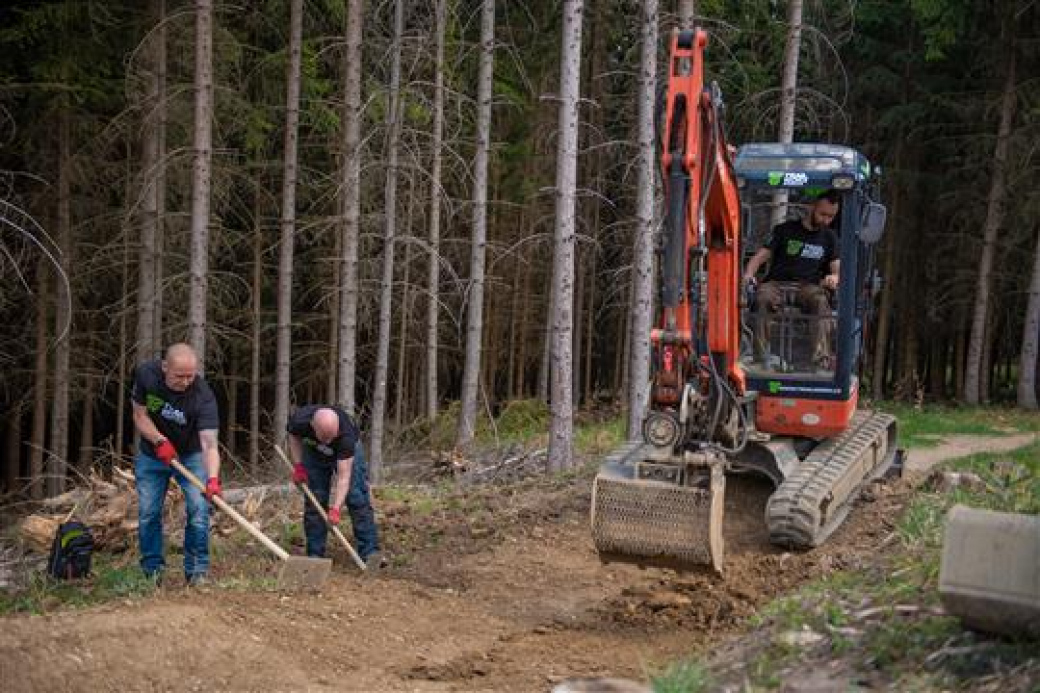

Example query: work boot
[186,574,210,588]
[363,551,386,574]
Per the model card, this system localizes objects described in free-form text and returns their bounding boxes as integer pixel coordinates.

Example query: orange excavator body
[590,28,900,574]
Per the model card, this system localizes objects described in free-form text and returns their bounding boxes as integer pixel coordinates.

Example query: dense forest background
[0,0,1037,498]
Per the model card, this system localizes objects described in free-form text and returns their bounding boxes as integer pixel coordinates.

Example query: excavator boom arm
[654,29,744,405]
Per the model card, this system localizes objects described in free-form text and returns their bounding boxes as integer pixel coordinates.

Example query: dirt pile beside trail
[0,439,985,692]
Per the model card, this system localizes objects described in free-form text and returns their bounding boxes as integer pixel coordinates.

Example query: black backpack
[46,520,94,579]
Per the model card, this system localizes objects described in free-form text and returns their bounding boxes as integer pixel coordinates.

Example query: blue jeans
[302,442,380,560]
[135,449,210,579]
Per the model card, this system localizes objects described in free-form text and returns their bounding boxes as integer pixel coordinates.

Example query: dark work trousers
[301,441,380,560]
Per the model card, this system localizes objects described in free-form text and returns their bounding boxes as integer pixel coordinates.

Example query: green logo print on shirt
[146,393,165,413]
[785,239,805,256]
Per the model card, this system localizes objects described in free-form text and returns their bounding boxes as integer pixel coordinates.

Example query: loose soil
[1,434,1034,692]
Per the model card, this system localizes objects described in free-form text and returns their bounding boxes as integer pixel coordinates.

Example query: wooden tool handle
[169,457,289,561]
[274,445,367,571]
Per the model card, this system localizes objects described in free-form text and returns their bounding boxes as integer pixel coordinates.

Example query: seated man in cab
[743,189,840,370]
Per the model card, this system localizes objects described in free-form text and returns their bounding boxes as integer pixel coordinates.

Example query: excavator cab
[734,143,887,438]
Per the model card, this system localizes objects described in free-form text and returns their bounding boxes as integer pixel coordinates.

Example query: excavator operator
[743,189,841,370]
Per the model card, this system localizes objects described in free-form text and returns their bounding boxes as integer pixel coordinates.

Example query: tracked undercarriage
[591,410,900,573]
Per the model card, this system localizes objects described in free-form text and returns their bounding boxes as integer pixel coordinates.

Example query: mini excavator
[590,28,899,573]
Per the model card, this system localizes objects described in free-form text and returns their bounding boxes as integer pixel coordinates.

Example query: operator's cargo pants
[755,280,834,367]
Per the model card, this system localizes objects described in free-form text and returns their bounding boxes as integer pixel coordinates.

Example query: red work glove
[205,477,222,500]
[292,463,308,485]
[327,506,341,524]
[154,438,176,466]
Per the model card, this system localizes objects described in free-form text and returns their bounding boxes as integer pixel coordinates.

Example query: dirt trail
[903,433,1036,475]
[1,435,1031,692]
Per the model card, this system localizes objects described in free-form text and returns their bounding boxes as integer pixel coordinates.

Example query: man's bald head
[312,408,340,444]
[162,343,198,392]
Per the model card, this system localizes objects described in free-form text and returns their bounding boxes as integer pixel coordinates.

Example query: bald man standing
[286,405,382,568]
[130,343,223,585]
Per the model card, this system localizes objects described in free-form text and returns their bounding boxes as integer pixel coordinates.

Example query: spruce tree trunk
[583,247,598,403]
[117,197,129,457]
[1017,226,1040,409]
[136,0,166,364]
[188,0,215,364]
[871,148,903,401]
[769,0,803,228]
[627,0,657,438]
[678,0,695,28]
[457,0,496,447]
[678,0,694,27]
[48,109,72,497]
[955,314,967,398]
[250,188,263,476]
[336,0,366,412]
[369,0,405,478]
[778,0,803,144]
[4,411,20,494]
[538,280,552,403]
[78,378,94,470]
[580,8,604,406]
[426,0,447,422]
[327,228,341,403]
[900,306,920,399]
[395,180,415,428]
[227,377,238,459]
[274,0,304,443]
[573,250,584,405]
[965,42,1016,404]
[516,260,531,398]
[152,0,167,354]
[506,257,521,400]
[928,340,945,399]
[548,0,585,472]
[481,288,496,408]
[979,313,994,404]
[30,263,48,500]
[617,282,632,397]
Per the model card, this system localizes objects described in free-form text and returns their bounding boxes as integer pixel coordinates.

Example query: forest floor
[1,423,1038,692]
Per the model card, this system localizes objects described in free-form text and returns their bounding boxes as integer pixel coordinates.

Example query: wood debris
[19,468,156,553]
[431,450,469,477]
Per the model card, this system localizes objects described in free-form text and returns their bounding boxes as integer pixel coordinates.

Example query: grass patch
[486,399,550,444]
[276,519,305,548]
[946,441,1040,514]
[649,659,713,693]
[0,553,157,615]
[392,398,627,455]
[575,415,626,456]
[874,402,1040,448]
[391,401,495,451]
[658,434,1039,691]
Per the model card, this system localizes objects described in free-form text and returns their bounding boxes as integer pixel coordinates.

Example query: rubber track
[766,410,897,548]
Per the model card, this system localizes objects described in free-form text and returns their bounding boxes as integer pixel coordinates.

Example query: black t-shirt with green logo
[764,219,838,284]
[131,360,219,457]
[286,405,359,464]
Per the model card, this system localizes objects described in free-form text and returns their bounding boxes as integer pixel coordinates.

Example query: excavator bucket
[590,443,726,574]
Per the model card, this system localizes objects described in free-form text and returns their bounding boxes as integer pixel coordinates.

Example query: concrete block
[939,504,1040,638]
